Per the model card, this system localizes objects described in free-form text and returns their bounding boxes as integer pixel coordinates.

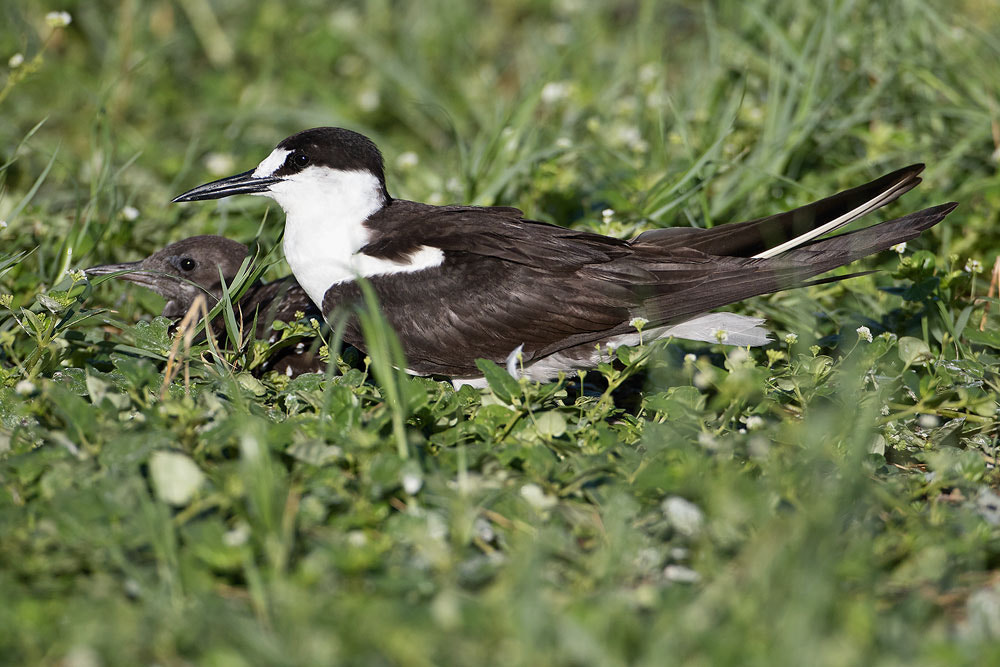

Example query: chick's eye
[179,258,196,271]
[293,153,310,167]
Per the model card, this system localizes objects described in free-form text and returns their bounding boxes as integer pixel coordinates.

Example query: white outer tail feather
[752,176,915,259]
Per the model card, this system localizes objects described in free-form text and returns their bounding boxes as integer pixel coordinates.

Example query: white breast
[262,165,443,307]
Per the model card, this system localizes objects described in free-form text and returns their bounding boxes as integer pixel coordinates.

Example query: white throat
[264,166,380,295]
[254,148,444,308]
[252,151,445,308]
[267,168,387,305]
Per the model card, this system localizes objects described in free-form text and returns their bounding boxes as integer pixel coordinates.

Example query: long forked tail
[640,203,957,330]
[780,202,957,268]
[634,164,925,258]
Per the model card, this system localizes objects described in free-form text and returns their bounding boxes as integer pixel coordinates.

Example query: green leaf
[149,451,205,506]
[287,440,342,466]
[127,317,173,355]
[898,337,932,365]
[534,411,567,437]
[37,293,72,314]
[236,372,267,397]
[963,327,1000,350]
[475,358,521,404]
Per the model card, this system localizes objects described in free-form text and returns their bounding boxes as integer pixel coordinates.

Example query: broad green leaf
[898,337,932,365]
[534,411,567,437]
[475,358,521,404]
[149,451,205,506]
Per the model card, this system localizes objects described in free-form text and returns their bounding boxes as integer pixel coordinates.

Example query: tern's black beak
[171,169,280,203]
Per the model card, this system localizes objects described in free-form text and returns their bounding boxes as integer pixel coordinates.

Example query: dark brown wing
[326,200,954,377]
[361,200,631,268]
[323,252,635,376]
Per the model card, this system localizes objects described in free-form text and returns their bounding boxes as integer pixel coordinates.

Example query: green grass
[2,1,1000,664]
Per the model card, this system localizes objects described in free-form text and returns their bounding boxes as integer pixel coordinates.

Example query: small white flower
[664,565,701,584]
[0,219,7,229]
[880,405,890,416]
[8,53,24,69]
[520,483,557,511]
[121,205,140,221]
[744,415,765,431]
[629,316,648,330]
[556,0,585,13]
[329,7,361,32]
[223,523,250,547]
[45,11,72,28]
[540,81,571,104]
[661,496,704,536]
[638,63,659,84]
[683,353,697,364]
[396,151,419,170]
[426,513,448,540]
[402,472,422,495]
[646,90,667,108]
[602,208,615,221]
[357,87,380,111]
[965,258,983,273]
[610,124,649,153]
[727,347,749,364]
[15,380,36,395]
[474,517,495,543]
[784,333,798,345]
[890,242,907,254]
[204,152,235,176]
[856,326,873,343]
[69,268,86,282]
[555,137,573,149]
[712,328,729,343]
[918,414,939,429]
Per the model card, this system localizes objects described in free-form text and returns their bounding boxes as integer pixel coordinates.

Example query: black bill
[172,169,280,202]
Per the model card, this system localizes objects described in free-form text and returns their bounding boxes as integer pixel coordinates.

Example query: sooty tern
[173,127,956,385]
[86,235,324,376]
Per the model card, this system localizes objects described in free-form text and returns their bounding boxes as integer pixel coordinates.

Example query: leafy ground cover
[2,1,1000,664]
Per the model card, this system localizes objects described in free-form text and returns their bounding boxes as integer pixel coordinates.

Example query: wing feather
[320,181,954,377]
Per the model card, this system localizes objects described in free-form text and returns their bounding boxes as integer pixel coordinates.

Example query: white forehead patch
[252,148,291,178]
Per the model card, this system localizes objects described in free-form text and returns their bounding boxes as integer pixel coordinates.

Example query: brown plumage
[87,235,325,376]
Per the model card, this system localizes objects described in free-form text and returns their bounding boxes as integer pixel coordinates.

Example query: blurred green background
[3,1,1000,665]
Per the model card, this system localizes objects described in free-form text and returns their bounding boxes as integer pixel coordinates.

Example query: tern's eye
[293,153,310,168]
[179,257,196,271]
